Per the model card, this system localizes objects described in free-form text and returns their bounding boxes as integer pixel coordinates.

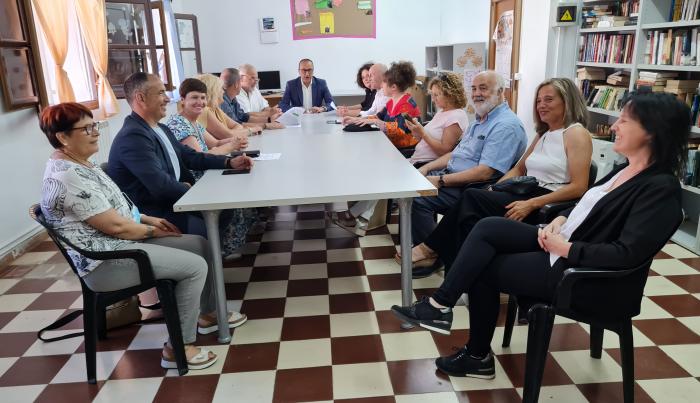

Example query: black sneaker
[435,347,496,379]
[390,297,453,335]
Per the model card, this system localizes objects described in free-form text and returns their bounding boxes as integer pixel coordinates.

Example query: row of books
[579,33,635,64]
[670,0,700,22]
[636,70,679,91]
[581,1,639,28]
[644,29,699,66]
[586,85,629,111]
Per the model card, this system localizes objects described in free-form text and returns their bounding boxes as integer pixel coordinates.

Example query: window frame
[106,0,174,98]
[0,0,44,111]
[174,13,202,75]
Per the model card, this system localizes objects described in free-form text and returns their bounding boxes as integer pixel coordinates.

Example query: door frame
[488,0,522,112]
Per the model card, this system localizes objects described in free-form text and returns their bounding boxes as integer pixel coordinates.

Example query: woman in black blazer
[392,92,689,379]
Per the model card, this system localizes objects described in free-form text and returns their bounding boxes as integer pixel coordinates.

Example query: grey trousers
[82,235,217,344]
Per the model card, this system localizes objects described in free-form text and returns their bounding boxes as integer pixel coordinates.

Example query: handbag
[491,176,540,195]
[104,296,143,330]
[37,296,161,343]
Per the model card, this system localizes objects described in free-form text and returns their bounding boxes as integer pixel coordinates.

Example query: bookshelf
[567,0,700,253]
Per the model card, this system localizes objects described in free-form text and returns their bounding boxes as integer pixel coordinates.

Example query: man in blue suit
[107,72,253,237]
[278,59,335,113]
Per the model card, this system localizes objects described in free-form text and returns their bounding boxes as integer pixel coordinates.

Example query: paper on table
[252,153,281,161]
[276,107,305,126]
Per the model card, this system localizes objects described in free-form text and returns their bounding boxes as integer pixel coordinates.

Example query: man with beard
[409,70,527,248]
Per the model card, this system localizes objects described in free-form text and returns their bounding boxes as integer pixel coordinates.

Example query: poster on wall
[453,43,486,122]
[492,10,514,88]
[290,0,376,40]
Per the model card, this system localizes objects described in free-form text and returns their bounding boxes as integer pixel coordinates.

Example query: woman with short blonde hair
[406,72,469,166]
[194,73,254,142]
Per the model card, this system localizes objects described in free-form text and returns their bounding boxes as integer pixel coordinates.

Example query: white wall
[172,0,489,93]
[0,93,177,258]
[0,0,492,256]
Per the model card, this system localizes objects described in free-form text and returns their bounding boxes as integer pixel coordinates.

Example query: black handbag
[491,176,540,195]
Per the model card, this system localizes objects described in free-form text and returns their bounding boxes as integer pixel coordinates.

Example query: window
[106,0,174,98]
[174,13,202,79]
[32,0,98,108]
[0,0,41,110]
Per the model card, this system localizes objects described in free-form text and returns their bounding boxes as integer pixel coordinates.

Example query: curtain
[32,0,76,102]
[75,0,118,117]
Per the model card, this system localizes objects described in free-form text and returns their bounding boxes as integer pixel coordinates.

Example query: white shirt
[526,123,581,191]
[302,80,313,111]
[549,170,623,266]
[360,88,389,117]
[236,87,270,113]
[152,125,181,181]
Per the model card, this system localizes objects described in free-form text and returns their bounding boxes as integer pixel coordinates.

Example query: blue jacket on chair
[278,77,335,112]
[107,112,228,219]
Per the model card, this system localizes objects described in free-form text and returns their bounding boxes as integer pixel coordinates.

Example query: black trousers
[424,187,550,271]
[431,217,566,357]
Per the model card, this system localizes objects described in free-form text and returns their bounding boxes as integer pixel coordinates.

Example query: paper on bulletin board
[290,0,375,40]
[319,12,334,34]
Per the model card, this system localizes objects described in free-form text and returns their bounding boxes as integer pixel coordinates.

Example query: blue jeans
[410,170,463,244]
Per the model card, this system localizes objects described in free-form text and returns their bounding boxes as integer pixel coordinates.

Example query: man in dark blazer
[107,72,253,236]
[278,58,335,113]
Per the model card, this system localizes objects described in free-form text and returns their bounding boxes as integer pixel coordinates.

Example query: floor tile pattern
[0,204,698,402]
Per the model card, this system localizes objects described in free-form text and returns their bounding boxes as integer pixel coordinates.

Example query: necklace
[58,149,93,168]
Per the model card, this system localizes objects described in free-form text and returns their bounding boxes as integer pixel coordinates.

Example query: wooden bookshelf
[580,25,638,33]
[642,19,700,29]
[636,64,700,72]
[587,106,622,117]
[576,61,634,69]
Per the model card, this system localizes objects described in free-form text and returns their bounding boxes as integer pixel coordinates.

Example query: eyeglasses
[72,122,100,136]
[241,74,259,82]
[299,68,314,73]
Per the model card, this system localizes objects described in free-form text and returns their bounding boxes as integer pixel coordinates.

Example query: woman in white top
[391,91,688,382]
[404,78,593,277]
[406,72,469,167]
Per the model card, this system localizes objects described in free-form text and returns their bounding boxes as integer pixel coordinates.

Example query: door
[488,0,522,111]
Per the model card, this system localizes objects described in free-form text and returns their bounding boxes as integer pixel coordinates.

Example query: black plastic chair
[510,259,656,403]
[29,204,189,383]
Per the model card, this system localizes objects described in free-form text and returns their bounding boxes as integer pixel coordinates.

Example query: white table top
[174,114,437,212]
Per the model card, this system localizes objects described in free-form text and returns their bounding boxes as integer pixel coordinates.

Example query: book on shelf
[579,33,635,64]
[577,66,606,80]
[666,79,700,89]
[607,70,630,86]
[587,85,629,111]
[644,28,699,66]
[581,1,639,28]
[670,0,700,22]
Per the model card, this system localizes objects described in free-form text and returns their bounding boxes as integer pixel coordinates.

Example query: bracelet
[145,225,154,238]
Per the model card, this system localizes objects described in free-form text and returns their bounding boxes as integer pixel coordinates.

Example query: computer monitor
[258,70,281,92]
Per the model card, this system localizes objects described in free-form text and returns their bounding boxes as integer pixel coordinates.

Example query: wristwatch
[438,174,445,188]
[267,116,272,123]
[321,106,327,112]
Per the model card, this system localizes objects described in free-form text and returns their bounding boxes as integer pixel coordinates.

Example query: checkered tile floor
[1,203,699,402]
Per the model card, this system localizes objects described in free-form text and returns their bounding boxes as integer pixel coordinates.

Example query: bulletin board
[290,0,376,40]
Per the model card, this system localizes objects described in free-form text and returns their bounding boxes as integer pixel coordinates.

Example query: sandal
[160,343,218,370]
[198,311,248,335]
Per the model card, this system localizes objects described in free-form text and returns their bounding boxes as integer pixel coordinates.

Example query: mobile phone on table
[222,168,250,175]
[230,150,260,158]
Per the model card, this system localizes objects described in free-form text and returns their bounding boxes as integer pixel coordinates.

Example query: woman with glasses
[405,73,469,168]
[39,102,230,371]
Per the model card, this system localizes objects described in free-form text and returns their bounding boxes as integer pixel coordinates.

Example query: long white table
[174,113,436,343]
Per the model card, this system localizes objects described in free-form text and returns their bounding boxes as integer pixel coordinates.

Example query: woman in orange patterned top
[356,61,421,149]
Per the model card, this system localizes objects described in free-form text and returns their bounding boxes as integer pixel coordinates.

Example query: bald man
[338,63,389,118]
[236,64,281,115]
